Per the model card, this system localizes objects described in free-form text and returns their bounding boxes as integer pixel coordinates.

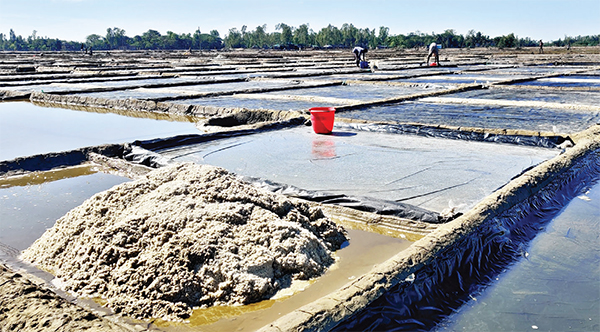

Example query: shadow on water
[331,131,357,137]
[333,150,600,332]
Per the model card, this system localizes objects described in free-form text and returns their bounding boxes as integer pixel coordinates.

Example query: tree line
[0,24,598,51]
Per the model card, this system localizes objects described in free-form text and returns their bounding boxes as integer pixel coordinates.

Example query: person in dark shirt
[352,46,367,67]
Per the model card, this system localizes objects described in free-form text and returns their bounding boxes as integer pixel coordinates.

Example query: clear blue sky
[1,0,598,42]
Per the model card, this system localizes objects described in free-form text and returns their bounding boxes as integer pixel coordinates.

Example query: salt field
[0,47,599,331]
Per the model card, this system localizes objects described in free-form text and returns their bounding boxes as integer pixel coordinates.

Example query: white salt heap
[21,163,347,320]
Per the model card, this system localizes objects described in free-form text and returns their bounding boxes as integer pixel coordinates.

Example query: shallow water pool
[436,182,600,332]
[339,101,598,133]
[0,101,201,161]
[0,76,194,93]
[516,76,600,88]
[158,126,558,213]
[267,83,441,101]
[175,95,319,111]
[437,87,600,105]
[0,166,129,252]
[76,80,289,100]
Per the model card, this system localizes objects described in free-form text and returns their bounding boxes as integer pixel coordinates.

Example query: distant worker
[427,42,440,66]
[539,40,544,54]
[352,46,367,67]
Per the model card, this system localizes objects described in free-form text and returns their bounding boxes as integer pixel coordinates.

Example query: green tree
[105,27,127,49]
[377,26,389,46]
[275,23,293,45]
[140,29,162,49]
[363,28,377,48]
[192,28,202,49]
[85,34,105,49]
[3,24,598,51]
[164,31,180,49]
[249,24,268,48]
[224,28,243,48]
[293,24,312,47]
[496,33,516,48]
[240,25,249,47]
[464,30,491,48]
[340,23,358,46]
[316,24,342,47]
[197,31,222,49]
[438,29,463,48]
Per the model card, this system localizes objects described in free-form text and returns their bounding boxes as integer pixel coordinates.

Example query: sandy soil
[0,263,129,332]
[20,162,347,321]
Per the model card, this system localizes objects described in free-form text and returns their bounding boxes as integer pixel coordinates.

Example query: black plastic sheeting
[332,148,600,331]
[123,145,174,168]
[335,122,570,149]
[131,117,306,152]
[119,143,444,223]
[0,144,127,176]
[241,176,444,223]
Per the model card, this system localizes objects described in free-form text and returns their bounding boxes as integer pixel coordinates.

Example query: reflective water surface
[437,182,600,332]
[159,126,557,213]
[0,101,201,160]
[339,101,597,133]
[0,167,129,251]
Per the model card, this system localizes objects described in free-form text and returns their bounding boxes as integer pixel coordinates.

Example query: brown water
[0,165,413,332]
[156,227,411,332]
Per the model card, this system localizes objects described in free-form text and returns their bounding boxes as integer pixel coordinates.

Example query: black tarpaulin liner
[123,145,174,168]
[335,122,569,149]
[0,144,127,176]
[241,176,443,223]
[131,117,306,152]
[332,147,600,331]
[118,144,443,223]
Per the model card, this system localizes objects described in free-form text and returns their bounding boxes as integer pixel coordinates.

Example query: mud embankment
[29,92,308,124]
[0,263,130,332]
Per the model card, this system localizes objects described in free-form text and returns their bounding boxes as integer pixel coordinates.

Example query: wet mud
[0,263,130,332]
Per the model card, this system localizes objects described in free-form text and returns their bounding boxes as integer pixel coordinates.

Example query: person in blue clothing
[352,46,367,67]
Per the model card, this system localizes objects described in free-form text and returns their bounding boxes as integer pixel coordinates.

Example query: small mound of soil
[21,163,347,320]
[0,263,127,332]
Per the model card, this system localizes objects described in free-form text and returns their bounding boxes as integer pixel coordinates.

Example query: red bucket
[310,107,335,134]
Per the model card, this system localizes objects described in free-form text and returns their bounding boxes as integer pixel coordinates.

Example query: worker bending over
[427,42,440,66]
[352,46,367,67]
